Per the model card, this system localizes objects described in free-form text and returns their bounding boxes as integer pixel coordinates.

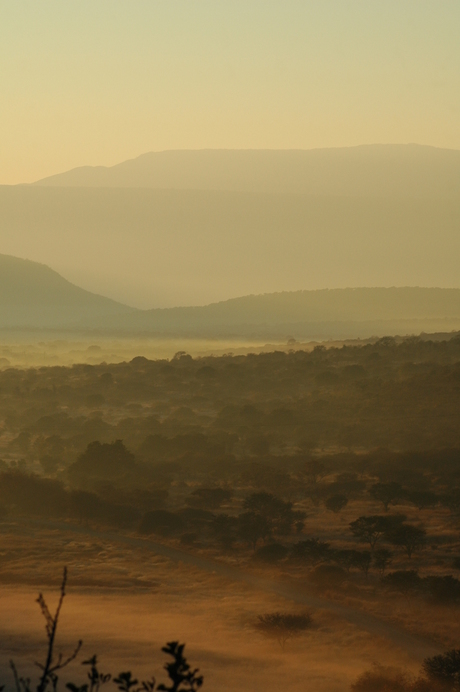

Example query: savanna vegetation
[1,333,460,690]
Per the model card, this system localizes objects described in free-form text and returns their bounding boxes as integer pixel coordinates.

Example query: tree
[325,494,348,513]
[210,514,238,549]
[68,440,136,489]
[291,538,330,564]
[303,459,325,485]
[369,482,404,511]
[243,492,304,536]
[386,524,427,559]
[255,612,312,649]
[349,515,404,551]
[237,511,269,550]
[352,551,372,579]
[373,548,393,577]
[408,490,438,510]
[426,575,460,604]
[423,650,460,689]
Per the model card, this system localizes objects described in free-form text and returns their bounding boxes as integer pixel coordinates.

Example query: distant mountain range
[2,254,460,339]
[2,144,460,310]
[32,144,460,199]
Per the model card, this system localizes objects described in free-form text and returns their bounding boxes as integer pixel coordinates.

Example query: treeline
[1,335,460,467]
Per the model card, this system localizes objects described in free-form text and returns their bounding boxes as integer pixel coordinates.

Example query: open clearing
[0,521,441,692]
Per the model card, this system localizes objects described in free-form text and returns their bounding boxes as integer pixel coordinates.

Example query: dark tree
[369,482,404,511]
[255,612,312,649]
[373,548,393,576]
[408,490,438,510]
[325,494,348,513]
[349,515,404,550]
[291,538,330,564]
[423,650,460,688]
[243,492,304,536]
[426,575,460,604]
[386,524,427,558]
[237,511,269,550]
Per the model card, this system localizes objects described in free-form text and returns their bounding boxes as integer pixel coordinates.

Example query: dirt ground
[0,522,440,692]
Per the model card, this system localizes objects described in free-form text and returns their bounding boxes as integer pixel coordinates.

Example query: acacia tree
[386,524,427,559]
[369,482,404,512]
[349,515,404,551]
[237,511,269,550]
[243,492,305,536]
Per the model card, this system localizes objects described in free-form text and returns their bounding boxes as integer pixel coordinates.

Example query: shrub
[325,494,348,513]
[426,575,460,603]
[291,538,330,563]
[255,611,312,648]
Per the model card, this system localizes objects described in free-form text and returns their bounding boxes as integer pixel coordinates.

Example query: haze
[1,1,459,185]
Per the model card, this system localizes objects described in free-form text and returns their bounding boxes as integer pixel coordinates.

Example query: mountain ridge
[0,254,134,328]
[31,144,460,199]
[2,254,460,339]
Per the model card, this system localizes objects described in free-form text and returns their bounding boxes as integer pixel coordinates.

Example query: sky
[1,0,460,185]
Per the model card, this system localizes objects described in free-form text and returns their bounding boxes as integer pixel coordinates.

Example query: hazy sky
[1,1,459,185]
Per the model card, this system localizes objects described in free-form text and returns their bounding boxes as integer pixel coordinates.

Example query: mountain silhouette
[0,254,134,328]
[32,145,460,199]
[2,254,460,339]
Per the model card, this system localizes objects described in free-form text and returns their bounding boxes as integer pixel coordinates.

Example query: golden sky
[1,0,459,185]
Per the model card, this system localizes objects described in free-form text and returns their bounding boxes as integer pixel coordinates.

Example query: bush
[426,575,460,603]
[325,494,348,513]
[0,471,68,518]
[255,611,312,648]
[254,543,288,563]
[291,538,330,563]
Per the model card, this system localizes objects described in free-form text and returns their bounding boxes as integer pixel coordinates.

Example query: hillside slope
[1,254,460,339]
[99,287,460,338]
[0,255,135,328]
[32,144,460,199]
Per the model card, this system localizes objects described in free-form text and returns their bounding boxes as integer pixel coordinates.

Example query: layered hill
[1,255,460,338]
[100,287,460,339]
[0,254,134,328]
[32,144,460,199]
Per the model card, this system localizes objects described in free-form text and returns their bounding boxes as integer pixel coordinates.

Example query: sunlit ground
[0,523,436,692]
